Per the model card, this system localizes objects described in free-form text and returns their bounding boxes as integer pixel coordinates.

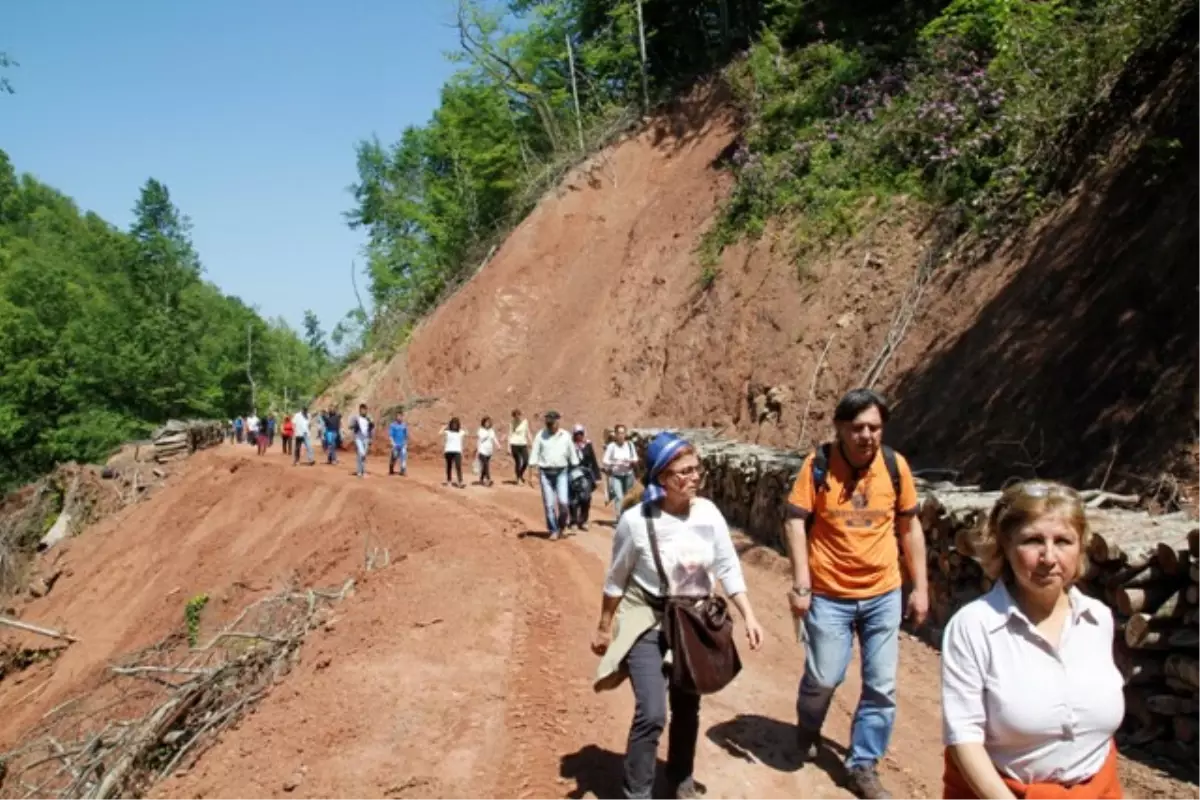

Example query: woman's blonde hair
[975,480,1090,584]
[621,481,645,512]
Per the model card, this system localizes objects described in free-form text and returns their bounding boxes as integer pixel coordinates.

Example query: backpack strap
[806,441,835,534]
[881,445,902,511]
[810,442,833,495]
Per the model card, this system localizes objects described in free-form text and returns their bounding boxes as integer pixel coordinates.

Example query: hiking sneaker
[672,778,707,799]
[796,726,821,762]
[845,764,891,800]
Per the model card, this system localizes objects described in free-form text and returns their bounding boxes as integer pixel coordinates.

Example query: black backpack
[809,442,903,511]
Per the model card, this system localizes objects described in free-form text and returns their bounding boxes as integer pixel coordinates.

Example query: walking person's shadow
[560,744,684,799]
[706,714,851,785]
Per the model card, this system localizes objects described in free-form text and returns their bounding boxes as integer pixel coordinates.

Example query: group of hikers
[433,408,640,537]
[228,388,1124,800]
[226,404,395,478]
[229,405,631,538]
[590,388,1124,800]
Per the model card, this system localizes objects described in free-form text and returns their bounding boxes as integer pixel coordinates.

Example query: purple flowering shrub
[700,0,1188,270]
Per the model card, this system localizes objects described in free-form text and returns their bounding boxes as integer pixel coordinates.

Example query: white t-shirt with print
[602,498,747,599]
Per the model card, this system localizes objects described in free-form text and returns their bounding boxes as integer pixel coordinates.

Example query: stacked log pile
[628,428,804,545]
[151,420,226,463]
[922,488,1200,765]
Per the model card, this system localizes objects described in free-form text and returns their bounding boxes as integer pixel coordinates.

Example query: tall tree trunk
[566,33,585,151]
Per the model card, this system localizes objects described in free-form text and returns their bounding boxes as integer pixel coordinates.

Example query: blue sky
[2,0,463,339]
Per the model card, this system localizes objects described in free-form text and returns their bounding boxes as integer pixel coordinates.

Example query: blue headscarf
[641,431,691,507]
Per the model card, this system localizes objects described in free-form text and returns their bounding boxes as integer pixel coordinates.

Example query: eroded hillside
[328,43,1197,495]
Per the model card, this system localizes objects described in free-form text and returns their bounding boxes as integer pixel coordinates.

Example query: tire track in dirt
[405,481,617,799]
[497,537,574,799]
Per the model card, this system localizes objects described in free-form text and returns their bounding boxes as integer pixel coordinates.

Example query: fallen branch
[1079,489,1140,508]
[0,616,79,643]
[0,576,355,799]
[798,335,834,448]
[109,665,213,678]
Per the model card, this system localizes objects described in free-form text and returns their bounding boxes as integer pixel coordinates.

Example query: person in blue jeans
[388,411,409,476]
[323,408,341,465]
[782,389,928,800]
[529,409,578,540]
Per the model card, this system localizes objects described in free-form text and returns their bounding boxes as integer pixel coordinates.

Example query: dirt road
[0,445,1191,799]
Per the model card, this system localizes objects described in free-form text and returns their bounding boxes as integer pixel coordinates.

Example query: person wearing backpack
[783,388,928,800]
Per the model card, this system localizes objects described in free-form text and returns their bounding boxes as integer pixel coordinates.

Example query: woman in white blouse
[941,481,1125,799]
[440,417,466,488]
[602,423,639,511]
[475,416,499,487]
[592,431,764,800]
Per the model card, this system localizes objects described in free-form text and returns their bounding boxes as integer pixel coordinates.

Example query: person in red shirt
[281,416,294,455]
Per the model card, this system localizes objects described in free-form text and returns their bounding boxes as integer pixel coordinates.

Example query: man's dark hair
[834,388,891,424]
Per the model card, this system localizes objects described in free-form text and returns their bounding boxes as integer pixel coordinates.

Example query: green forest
[0,152,332,489]
[348,0,1192,323]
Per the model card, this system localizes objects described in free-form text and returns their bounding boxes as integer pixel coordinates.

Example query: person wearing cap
[568,424,602,531]
[592,431,765,799]
[530,410,578,540]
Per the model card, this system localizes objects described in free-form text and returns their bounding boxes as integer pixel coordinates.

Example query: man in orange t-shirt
[784,388,928,800]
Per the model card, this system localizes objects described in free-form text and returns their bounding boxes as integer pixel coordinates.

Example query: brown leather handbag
[646,513,742,695]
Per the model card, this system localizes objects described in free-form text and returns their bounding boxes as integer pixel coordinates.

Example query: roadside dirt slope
[327,86,933,460]
[330,50,1196,494]
[2,446,1191,798]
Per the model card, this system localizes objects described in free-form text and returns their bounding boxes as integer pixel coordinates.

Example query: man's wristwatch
[792,585,812,597]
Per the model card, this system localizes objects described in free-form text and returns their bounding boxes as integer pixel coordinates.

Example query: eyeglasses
[666,464,704,480]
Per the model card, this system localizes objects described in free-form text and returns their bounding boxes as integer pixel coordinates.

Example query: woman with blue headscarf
[591,431,765,799]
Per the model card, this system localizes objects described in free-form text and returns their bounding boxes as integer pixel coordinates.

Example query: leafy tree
[0,153,332,489]
[302,310,329,361]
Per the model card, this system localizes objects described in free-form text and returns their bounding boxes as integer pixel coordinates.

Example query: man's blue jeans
[538,468,569,535]
[390,444,408,474]
[796,588,901,769]
[355,437,368,477]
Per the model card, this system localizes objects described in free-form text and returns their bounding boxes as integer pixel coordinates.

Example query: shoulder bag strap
[644,511,670,598]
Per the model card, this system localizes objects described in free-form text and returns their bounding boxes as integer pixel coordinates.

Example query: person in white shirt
[441,417,466,488]
[508,409,532,485]
[529,410,578,540]
[602,423,639,512]
[245,413,259,448]
[591,431,764,800]
[475,416,499,487]
[941,481,1125,799]
[291,408,315,466]
[348,403,374,478]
